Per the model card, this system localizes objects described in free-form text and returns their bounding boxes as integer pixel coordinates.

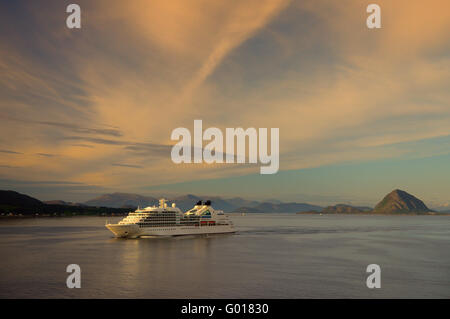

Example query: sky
[0,0,449,208]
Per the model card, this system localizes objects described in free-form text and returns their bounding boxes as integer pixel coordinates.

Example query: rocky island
[297,189,444,215]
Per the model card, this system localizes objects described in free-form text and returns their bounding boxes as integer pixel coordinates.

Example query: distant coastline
[296,211,450,216]
[295,190,450,216]
[1,189,449,218]
[0,190,129,218]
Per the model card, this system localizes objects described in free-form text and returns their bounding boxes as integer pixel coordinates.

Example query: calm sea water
[0,214,449,298]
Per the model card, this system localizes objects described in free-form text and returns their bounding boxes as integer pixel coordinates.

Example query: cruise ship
[105,199,235,238]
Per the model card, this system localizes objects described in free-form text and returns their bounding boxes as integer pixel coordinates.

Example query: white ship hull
[106,223,235,238]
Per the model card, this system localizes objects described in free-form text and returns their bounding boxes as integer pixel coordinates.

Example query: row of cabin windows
[128,214,177,217]
[137,223,228,228]
[148,219,178,221]
[126,218,177,221]
[138,226,177,230]
[137,223,177,226]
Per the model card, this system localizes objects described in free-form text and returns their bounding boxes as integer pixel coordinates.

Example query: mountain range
[0,189,446,216]
[84,193,158,208]
[82,193,322,213]
[81,189,438,214]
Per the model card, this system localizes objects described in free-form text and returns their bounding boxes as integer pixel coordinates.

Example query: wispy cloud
[36,153,56,157]
[1,115,122,137]
[112,163,144,169]
[0,149,22,154]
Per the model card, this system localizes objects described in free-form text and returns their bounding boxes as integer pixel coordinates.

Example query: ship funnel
[159,198,167,208]
[172,203,176,208]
